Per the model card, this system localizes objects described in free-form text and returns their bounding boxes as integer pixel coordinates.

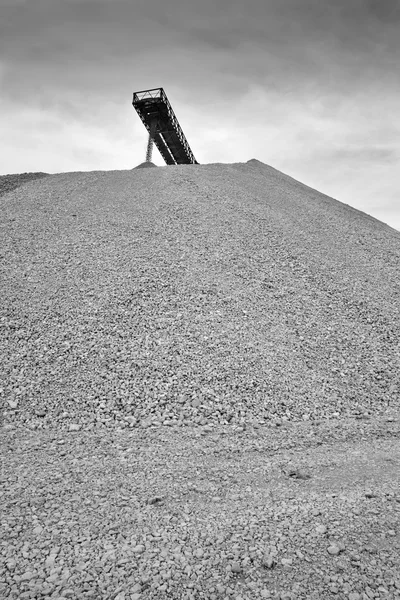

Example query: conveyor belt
[132,88,199,165]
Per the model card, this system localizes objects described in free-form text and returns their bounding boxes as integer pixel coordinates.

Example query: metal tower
[132,88,199,165]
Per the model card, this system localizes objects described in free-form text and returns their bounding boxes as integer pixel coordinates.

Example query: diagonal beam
[132,88,199,165]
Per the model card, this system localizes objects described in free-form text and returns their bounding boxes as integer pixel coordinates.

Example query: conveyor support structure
[132,87,199,165]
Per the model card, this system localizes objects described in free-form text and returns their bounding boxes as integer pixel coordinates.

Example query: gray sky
[1,0,399,231]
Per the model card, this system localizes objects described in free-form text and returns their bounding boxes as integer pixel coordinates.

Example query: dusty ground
[1,416,399,599]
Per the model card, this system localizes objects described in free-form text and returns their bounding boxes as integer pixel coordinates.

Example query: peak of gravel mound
[247,158,265,166]
[134,161,157,169]
[1,161,399,431]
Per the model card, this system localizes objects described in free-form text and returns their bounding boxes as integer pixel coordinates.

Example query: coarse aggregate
[1,420,399,599]
[1,159,399,429]
[1,159,399,599]
[134,162,157,170]
[0,173,49,200]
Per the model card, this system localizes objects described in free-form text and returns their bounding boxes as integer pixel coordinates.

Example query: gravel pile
[1,158,399,431]
[134,162,157,169]
[0,173,49,200]
[1,160,399,600]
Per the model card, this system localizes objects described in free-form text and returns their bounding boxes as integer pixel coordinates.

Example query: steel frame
[132,88,199,165]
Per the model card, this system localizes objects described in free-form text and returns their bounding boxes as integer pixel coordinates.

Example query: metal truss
[132,88,199,165]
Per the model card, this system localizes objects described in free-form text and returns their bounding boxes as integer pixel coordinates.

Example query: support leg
[146,120,158,163]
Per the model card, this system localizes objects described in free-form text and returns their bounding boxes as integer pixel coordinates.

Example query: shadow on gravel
[0,172,49,199]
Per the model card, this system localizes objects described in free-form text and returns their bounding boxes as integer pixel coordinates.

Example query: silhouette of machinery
[132,88,198,165]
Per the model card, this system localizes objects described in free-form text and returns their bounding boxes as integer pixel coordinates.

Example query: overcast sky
[1,0,399,231]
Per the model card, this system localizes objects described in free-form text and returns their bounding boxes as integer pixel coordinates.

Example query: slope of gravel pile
[1,161,399,600]
[0,173,49,200]
[1,159,400,431]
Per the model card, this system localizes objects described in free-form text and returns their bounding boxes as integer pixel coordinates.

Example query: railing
[132,88,164,102]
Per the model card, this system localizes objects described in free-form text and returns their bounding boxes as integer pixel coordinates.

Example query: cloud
[365,0,400,22]
[1,0,399,94]
[330,147,398,164]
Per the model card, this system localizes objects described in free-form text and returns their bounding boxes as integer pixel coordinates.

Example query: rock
[133,545,145,554]
[231,561,242,573]
[349,552,360,562]
[147,496,164,505]
[365,491,377,498]
[349,593,361,600]
[6,559,16,571]
[45,555,56,568]
[262,556,275,569]
[281,558,293,566]
[316,524,328,534]
[327,545,340,556]
[287,468,311,480]
[20,571,35,581]
[68,423,81,432]
[7,399,18,409]
[33,526,43,534]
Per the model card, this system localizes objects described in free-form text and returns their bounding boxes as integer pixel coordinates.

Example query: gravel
[1,159,399,598]
[134,162,157,169]
[0,172,49,199]
[1,422,399,599]
[1,159,399,430]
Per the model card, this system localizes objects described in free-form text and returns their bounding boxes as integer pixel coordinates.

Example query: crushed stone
[1,160,399,598]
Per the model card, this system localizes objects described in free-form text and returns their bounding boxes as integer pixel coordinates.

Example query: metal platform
[132,88,199,165]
